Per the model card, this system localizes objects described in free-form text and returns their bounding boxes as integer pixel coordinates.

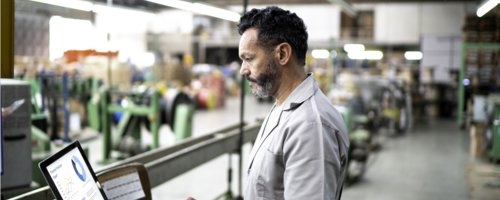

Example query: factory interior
[1,0,500,199]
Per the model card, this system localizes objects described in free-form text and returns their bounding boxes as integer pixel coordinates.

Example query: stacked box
[463,14,500,88]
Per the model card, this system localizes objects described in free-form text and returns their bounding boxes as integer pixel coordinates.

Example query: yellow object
[155,82,168,96]
[207,89,217,110]
[212,69,222,78]
[183,54,194,66]
[383,109,400,123]
[200,32,209,41]
[306,55,313,66]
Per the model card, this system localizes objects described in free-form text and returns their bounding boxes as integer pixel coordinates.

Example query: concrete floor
[342,120,470,200]
[84,97,471,200]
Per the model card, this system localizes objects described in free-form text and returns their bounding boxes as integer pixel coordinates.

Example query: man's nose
[240,64,250,75]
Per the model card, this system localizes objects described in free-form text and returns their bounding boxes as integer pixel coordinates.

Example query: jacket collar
[282,72,319,111]
[247,73,319,171]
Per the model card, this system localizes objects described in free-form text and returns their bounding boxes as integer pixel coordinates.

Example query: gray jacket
[245,73,349,200]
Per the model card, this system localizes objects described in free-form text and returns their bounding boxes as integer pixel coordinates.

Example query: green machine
[88,87,194,163]
[26,77,93,188]
[490,104,500,162]
[335,105,372,184]
[486,95,500,163]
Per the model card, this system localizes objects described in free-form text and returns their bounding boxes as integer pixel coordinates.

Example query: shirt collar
[281,72,319,111]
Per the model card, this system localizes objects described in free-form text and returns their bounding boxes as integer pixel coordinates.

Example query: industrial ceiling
[90,0,478,9]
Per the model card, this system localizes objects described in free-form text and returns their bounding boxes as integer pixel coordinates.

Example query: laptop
[39,140,108,200]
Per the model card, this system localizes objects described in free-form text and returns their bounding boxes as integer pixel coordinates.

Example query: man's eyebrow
[240,53,249,59]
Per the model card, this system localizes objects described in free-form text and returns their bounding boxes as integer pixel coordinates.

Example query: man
[238,6,349,200]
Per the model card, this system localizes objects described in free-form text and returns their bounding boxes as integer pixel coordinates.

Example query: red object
[63,49,118,64]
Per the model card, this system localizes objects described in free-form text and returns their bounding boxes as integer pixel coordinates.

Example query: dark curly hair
[237,6,308,66]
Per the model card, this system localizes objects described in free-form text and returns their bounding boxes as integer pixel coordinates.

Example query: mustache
[246,75,258,83]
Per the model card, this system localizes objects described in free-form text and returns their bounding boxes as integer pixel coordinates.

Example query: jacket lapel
[248,105,282,170]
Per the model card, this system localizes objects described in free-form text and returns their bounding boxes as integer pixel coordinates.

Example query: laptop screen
[46,146,104,200]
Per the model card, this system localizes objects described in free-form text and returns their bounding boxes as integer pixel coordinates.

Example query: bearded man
[238,6,350,200]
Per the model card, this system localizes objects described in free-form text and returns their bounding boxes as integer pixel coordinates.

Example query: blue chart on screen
[71,155,86,182]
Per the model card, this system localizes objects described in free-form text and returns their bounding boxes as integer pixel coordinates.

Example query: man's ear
[275,43,292,66]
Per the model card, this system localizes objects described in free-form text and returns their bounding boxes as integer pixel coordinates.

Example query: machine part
[31,126,50,153]
[143,89,192,131]
[397,107,409,133]
[378,85,409,134]
[173,104,194,142]
[485,128,493,150]
[87,97,101,132]
[117,136,150,157]
[1,79,32,190]
[165,89,193,130]
[490,104,500,163]
[346,159,366,183]
[101,88,161,163]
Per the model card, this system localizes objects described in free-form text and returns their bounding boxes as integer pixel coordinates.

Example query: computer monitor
[39,141,107,200]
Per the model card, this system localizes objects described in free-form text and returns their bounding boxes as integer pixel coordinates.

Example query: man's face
[239,28,278,98]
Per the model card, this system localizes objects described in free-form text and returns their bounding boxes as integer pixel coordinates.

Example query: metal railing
[9,121,262,200]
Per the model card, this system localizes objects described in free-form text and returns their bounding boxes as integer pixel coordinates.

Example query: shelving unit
[458,43,500,127]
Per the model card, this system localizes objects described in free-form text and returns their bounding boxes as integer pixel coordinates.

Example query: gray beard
[252,56,277,98]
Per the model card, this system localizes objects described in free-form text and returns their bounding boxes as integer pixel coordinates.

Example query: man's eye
[246,58,253,61]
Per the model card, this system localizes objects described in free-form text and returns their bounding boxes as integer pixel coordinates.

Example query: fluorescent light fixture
[311,49,330,59]
[364,51,383,60]
[92,5,156,20]
[145,0,241,22]
[193,3,241,22]
[477,0,500,17]
[132,52,156,67]
[344,44,365,52]
[146,0,193,11]
[404,51,423,60]
[28,0,93,11]
[348,51,383,60]
[348,51,365,60]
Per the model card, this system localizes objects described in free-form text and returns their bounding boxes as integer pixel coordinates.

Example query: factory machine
[329,74,412,184]
[87,86,194,163]
[1,80,33,194]
[484,94,500,163]
[377,80,411,135]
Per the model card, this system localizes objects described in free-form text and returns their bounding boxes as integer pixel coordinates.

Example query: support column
[1,0,14,78]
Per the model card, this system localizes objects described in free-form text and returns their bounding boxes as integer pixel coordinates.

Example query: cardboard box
[470,122,488,158]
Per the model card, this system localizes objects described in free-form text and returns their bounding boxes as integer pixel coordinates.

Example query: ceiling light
[477,0,500,17]
[364,51,383,60]
[344,44,365,52]
[311,49,330,59]
[347,52,364,60]
[132,52,156,67]
[92,5,157,21]
[145,0,241,22]
[193,3,241,22]
[404,51,423,60]
[28,0,93,11]
[146,0,193,11]
[348,51,383,60]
